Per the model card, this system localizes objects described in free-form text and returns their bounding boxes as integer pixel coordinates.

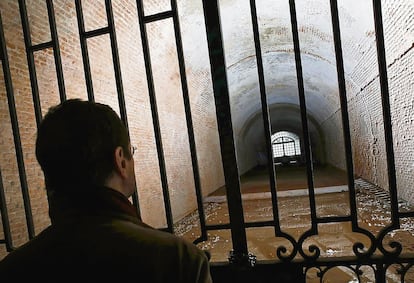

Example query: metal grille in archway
[272,131,302,165]
[0,0,413,282]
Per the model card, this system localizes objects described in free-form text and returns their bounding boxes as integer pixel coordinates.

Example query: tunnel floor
[211,164,349,195]
[175,165,414,282]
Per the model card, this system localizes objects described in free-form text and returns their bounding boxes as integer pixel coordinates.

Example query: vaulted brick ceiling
[179,0,376,172]
[217,0,374,131]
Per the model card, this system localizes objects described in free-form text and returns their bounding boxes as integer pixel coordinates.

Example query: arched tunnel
[239,103,324,170]
[230,50,336,172]
[202,0,412,194]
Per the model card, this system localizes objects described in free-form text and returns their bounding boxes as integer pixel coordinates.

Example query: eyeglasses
[131,145,137,156]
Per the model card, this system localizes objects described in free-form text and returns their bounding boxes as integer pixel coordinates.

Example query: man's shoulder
[112,217,202,251]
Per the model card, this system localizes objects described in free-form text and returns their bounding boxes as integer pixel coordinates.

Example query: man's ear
[113,146,128,178]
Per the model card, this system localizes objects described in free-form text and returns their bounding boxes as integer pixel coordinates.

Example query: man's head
[36,99,135,196]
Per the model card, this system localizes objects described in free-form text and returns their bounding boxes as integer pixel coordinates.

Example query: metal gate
[1,0,413,282]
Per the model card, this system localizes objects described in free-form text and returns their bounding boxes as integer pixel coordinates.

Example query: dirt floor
[175,165,414,283]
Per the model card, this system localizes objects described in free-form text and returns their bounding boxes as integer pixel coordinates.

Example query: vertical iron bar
[18,0,42,128]
[0,168,13,251]
[136,0,174,232]
[289,0,317,227]
[372,0,399,226]
[329,0,359,228]
[0,14,15,250]
[201,0,249,257]
[46,0,66,102]
[74,0,95,102]
[105,0,140,216]
[170,0,207,241]
[105,0,127,129]
[249,0,281,236]
[1,9,35,240]
[375,263,386,283]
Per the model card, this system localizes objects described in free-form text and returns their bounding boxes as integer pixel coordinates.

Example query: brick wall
[336,0,414,202]
[0,0,224,259]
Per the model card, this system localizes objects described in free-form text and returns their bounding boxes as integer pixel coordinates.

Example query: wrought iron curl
[377,225,403,257]
[352,229,377,258]
[297,230,320,260]
[275,231,298,262]
[349,185,379,257]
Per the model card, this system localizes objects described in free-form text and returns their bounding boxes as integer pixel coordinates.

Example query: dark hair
[35,99,131,192]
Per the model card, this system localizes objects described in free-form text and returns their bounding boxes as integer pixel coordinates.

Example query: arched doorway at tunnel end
[236,104,326,175]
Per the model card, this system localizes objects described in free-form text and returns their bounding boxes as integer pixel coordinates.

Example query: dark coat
[0,187,212,283]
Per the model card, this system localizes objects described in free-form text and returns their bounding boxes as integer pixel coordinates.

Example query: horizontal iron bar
[245,221,275,228]
[273,140,295,145]
[205,223,232,230]
[316,215,351,223]
[84,26,110,38]
[205,220,276,231]
[205,216,354,231]
[399,211,414,218]
[30,41,53,52]
[216,255,414,268]
[306,254,414,266]
[144,10,173,23]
